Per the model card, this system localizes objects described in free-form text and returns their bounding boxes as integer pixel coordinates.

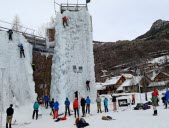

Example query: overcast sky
[0,0,169,42]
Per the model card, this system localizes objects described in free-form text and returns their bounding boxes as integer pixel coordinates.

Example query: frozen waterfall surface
[0,31,36,111]
[50,9,96,110]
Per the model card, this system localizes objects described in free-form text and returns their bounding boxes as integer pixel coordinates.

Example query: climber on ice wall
[7,29,13,41]
[18,43,25,58]
[32,64,35,72]
[62,16,68,28]
[86,80,90,92]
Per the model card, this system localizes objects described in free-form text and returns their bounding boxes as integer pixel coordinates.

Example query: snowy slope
[50,9,96,110]
[149,55,169,64]
[0,31,36,110]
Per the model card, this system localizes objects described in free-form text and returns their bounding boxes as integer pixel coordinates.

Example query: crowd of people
[4,92,117,127]
[34,93,118,120]
[6,86,169,127]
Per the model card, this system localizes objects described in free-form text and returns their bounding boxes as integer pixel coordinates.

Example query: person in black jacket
[6,104,14,128]
[49,98,54,115]
[86,80,90,92]
[111,95,117,111]
[7,29,13,41]
[74,91,78,99]
[161,94,167,108]
[81,97,86,117]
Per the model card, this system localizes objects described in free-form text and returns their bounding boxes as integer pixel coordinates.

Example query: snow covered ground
[7,91,169,128]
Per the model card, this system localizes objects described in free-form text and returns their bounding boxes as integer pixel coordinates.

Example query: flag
[86,0,91,4]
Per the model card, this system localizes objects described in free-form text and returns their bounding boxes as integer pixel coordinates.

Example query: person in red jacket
[152,89,159,116]
[73,98,79,118]
[62,16,68,28]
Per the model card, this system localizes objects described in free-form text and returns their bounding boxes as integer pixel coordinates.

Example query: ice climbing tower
[50,4,96,107]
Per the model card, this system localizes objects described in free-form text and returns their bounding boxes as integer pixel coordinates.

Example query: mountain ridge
[94,19,169,82]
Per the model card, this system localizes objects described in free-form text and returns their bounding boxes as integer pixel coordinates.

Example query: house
[101,74,135,93]
[146,70,158,81]
[96,83,106,95]
[145,63,159,71]
[117,71,169,93]
[153,72,169,82]
[114,75,126,89]
[101,76,124,94]
[101,70,108,77]
[121,67,136,75]
[138,63,159,72]
[148,81,169,91]
[147,71,169,91]
[100,70,110,82]
[116,74,142,93]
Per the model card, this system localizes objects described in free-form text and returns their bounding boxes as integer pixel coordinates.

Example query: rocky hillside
[136,19,169,40]
[94,19,169,82]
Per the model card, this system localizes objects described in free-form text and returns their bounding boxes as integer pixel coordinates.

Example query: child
[104,97,108,112]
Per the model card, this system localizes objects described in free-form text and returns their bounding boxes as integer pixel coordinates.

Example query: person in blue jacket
[53,100,59,119]
[65,97,70,116]
[165,89,169,109]
[18,43,25,58]
[44,94,49,109]
[32,102,39,120]
[86,96,91,114]
[104,97,108,112]
[49,98,54,115]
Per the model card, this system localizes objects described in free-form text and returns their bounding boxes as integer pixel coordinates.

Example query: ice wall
[0,31,36,110]
[50,10,96,107]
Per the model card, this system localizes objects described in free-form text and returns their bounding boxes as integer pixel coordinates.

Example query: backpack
[106,116,112,120]
[75,118,80,125]
[102,116,107,120]
[80,118,86,123]
[147,106,151,109]
[143,104,148,110]
[102,116,112,120]
[134,103,144,110]
[134,107,139,110]
[76,118,89,128]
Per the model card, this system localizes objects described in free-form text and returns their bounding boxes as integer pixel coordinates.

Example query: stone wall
[33,51,52,98]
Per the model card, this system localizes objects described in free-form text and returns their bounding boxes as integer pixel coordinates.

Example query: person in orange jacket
[132,94,135,105]
[62,16,68,28]
[73,98,79,118]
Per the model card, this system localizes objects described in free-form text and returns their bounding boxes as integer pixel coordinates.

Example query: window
[48,29,55,42]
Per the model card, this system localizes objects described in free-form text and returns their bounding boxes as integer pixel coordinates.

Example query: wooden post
[67,0,68,10]
[76,0,78,11]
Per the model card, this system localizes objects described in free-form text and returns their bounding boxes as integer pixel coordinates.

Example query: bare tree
[12,15,22,31]
[37,23,49,37]
[50,16,55,24]
[37,16,55,37]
